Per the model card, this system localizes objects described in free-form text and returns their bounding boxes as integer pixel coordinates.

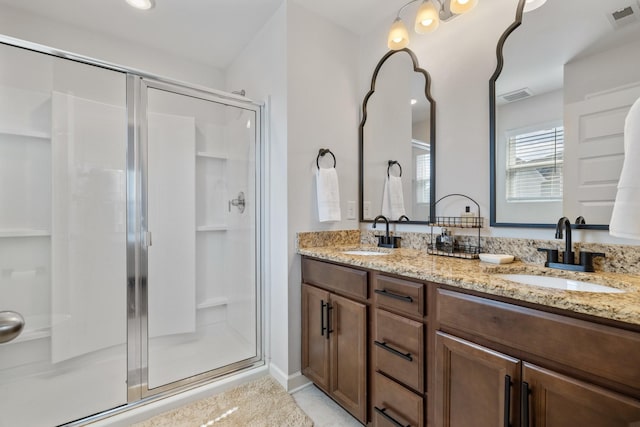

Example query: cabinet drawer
[373,372,424,427]
[302,257,368,299]
[375,309,424,392]
[374,274,425,318]
[437,289,640,395]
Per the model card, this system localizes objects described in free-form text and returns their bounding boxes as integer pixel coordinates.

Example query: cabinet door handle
[374,406,410,427]
[504,375,511,427]
[326,303,333,339]
[521,381,530,427]
[375,289,413,303]
[320,300,327,336]
[374,340,413,362]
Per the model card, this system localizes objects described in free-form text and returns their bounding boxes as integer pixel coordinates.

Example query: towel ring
[317,148,336,169]
[387,160,402,177]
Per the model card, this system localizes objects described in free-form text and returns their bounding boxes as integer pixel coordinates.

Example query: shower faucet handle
[229,191,246,213]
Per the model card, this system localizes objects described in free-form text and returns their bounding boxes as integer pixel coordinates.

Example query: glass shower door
[0,44,127,426]
[142,81,261,393]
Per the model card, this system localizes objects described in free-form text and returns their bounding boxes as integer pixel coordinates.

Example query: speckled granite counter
[298,243,640,327]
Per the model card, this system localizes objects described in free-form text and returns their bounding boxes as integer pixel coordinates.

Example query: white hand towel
[381,175,406,220]
[316,167,341,222]
[610,96,640,240]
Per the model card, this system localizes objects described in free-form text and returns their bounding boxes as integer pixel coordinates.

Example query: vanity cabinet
[301,258,368,423]
[300,254,640,427]
[434,288,640,427]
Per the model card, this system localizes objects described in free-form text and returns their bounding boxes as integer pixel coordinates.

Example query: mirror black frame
[489,0,607,230]
[359,48,436,224]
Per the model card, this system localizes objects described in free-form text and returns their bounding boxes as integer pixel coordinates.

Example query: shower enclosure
[0,40,263,426]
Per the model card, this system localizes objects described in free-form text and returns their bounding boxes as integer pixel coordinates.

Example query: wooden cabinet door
[301,284,330,391]
[435,332,520,427]
[523,363,640,427]
[330,293,367,423]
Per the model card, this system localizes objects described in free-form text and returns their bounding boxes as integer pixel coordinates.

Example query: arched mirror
[490,0,640,228]
[359,48,436,223]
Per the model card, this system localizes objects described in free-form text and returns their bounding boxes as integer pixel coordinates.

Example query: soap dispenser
[461,206,475,227]
[437,228,456,253]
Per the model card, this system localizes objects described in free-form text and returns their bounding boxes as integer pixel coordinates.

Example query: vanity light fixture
[125,0,155,10]
[388,0,478,49]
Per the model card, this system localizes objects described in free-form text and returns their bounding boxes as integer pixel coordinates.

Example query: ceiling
[0,0,406,69]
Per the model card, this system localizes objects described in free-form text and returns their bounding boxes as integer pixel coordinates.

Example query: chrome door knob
[0,311,25,344]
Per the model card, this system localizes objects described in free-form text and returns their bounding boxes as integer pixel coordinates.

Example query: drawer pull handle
[375,289,413,303]
[521,381,530,427]
[374,406,410,427]
[374,340,413,362]
[504,375,511,427]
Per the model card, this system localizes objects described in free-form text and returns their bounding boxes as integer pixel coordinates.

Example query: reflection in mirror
[490,0,640,228]
[360,48,435,223]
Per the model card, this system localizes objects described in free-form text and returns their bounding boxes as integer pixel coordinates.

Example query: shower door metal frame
[127,75,265,401]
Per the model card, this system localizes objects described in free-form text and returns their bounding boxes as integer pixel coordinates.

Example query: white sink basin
[342,250,390,256]
[496,274,624,294]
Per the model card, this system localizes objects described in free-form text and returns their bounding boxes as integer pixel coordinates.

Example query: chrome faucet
[537,216,605,272]
[555,216,574,264]
[372,215,401,248]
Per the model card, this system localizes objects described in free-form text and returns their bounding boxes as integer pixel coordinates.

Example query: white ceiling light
[523,0,547,13]
[125,0,155,10]
[388,0,479,50]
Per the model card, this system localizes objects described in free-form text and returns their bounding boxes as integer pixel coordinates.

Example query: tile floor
[292,384,363,426]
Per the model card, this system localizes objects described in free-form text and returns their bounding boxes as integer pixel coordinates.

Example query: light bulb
[125,0,155,10]
[450,0,477,14]
[388,17,410,50]
[523,0,547,12]
[415,1,440,34]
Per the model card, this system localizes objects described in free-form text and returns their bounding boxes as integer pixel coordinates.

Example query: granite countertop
[298,245,640,327]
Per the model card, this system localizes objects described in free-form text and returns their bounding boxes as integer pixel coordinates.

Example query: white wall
[225,1,291,387]
[0,4,224,89]
[228,0,359,389]
[565,38,640,104]
[286,0,360,381]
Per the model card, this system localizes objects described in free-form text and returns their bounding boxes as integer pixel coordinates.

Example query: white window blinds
[506,126,564,202]
[415,152,430,204]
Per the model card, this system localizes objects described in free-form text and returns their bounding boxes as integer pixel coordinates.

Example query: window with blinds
[415,152,431,204]
[506,126,564,202]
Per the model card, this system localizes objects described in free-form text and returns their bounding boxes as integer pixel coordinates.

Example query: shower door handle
[0,311,25,344]
[229,191,246,213]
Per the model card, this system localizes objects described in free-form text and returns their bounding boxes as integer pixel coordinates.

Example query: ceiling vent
[500,88,533,103]
[607,3,639,28]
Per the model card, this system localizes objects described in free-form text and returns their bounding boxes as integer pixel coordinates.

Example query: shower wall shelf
[196,225,228,232]
[428,193,483,260]
[0,128,51,139]
[0,229,51,237]
[196,297,229,310]
[196,151,227,160]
